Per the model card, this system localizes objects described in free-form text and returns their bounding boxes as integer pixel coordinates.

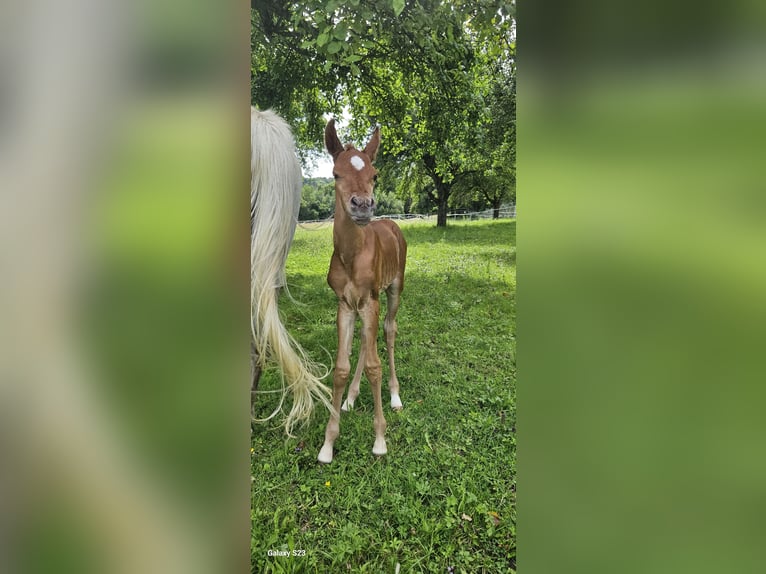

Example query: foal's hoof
[341,398,355,412]
[317,444,334,464]
[372,438,388,456]
[391,393,403,411]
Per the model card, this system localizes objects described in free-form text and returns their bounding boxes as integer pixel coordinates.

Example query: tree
[252,0,516,226]
[451,65,517,217]
[299,179,335,220]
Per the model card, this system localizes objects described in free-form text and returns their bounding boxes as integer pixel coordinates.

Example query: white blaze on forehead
[349,155,366,171]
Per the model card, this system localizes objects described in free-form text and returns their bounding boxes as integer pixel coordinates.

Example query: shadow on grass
[400,218,516,247]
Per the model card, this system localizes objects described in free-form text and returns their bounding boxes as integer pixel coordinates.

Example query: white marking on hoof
[350,155,365,171]
[372,438,387,456]
[317,444,334,464]
[391,393,403,410]
[341,398,355,412]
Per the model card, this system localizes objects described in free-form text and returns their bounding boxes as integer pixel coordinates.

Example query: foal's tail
[251,108,332,435]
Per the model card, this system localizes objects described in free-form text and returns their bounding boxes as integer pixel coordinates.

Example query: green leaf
[392,0,405,17]
[326,41,343,54]
[333,22,348,40]
[316,32,329,47]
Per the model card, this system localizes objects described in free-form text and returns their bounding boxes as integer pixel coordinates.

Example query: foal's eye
[333,173,339,179]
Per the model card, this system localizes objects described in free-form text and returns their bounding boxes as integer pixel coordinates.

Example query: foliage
[299,178,336,221]
[252,219,516,571]
[251,0,516,225]
[373,188,405,216]
[451,66,517,217]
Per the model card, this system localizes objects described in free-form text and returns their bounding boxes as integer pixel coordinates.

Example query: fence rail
[298,205,515,227]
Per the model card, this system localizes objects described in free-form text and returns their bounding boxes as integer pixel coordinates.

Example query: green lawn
[252,219,516,573]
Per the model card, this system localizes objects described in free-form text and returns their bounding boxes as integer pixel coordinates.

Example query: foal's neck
[333,198,366,264]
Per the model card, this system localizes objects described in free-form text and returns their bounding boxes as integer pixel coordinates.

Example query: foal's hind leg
[359,298,387,456]
[342,329,365,411]
[385,281,403,410]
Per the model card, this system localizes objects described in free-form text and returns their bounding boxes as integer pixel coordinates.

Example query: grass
[252,219,516,573]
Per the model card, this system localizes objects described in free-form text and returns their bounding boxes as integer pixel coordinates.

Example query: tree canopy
[252,0,515,225]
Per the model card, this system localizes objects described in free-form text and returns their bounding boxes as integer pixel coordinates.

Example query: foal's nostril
[350,196,360,207]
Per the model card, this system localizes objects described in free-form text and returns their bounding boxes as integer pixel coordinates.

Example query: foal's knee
[364,358,382,382]
[333,368,350,385]
[333,359,351,386]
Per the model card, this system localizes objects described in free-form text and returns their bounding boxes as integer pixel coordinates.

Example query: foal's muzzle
[349,195,375,225]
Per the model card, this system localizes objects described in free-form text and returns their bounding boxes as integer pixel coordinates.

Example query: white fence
[431,205,516,221]
[299,204,515,226]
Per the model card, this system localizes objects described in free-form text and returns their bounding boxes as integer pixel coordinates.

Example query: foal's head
[325,119,380,226]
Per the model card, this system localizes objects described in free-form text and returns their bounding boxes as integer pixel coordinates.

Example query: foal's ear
[363,125,380,163]
[324,119,344,160]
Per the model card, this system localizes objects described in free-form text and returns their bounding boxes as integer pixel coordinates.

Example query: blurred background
[522,0,766,573]
[2,0,765,572]
[1,0,248,573]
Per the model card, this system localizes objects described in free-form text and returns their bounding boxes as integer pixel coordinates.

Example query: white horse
[251,108,331,435]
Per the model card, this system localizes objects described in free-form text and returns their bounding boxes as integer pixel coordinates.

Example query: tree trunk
[493,198,501,219]
[423,154,451,227]
[436,183,449,227]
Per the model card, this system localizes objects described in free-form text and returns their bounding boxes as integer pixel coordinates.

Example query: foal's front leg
[318,301,355,464]
[360,298,387,456]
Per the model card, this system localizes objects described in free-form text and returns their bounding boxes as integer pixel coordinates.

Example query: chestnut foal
[317,119,407,464]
